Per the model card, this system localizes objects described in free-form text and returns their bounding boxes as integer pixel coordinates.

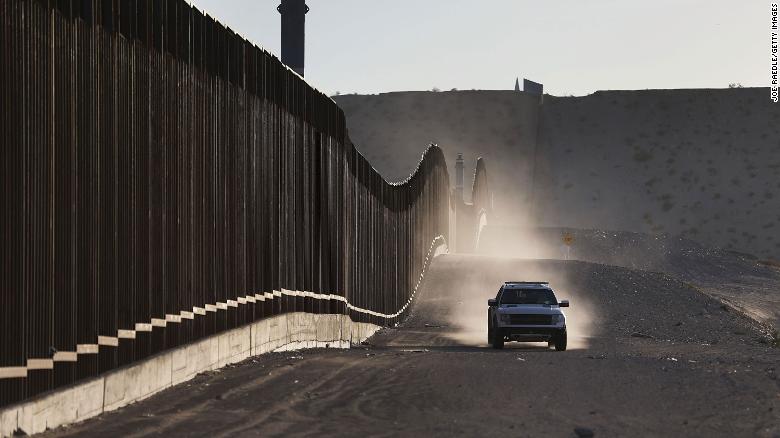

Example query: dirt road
[46,255,779,437]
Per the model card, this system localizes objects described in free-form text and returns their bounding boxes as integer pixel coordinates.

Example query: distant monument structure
[523,78,543,96]
[514,77,544,103]
[277,0,309,77]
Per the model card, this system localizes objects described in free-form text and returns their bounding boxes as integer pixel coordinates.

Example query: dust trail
[434,224,600,349]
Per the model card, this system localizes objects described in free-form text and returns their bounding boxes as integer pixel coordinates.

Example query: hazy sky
[189,0,768,96]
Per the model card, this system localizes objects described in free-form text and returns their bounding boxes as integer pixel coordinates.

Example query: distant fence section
[453,158,491,252]
[0,0,486,409]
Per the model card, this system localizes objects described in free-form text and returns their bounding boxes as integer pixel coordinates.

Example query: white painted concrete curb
[0,313,381,437]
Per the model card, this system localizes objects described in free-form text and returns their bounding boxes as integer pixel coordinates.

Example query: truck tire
[492,328,504,349]
[554,330,567,351]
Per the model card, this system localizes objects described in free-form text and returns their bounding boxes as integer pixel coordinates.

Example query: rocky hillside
[534,88,780,260]
[334,88,780,259]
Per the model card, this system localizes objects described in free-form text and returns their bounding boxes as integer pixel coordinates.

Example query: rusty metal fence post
[0,0,474,409]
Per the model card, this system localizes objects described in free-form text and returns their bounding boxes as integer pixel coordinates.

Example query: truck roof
[504,281,551,289]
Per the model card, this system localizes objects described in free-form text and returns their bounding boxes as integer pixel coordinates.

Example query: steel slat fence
[0,0,474,408]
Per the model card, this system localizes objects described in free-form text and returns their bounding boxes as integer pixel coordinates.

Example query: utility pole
[277,0,309,77]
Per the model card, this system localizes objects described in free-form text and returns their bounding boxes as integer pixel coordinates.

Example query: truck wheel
[554,330,567,351]
[492,329,504,349]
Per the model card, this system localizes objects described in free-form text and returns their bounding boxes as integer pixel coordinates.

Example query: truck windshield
[501,289,557,305]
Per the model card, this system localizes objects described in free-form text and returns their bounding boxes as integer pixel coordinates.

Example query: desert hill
[334,88,780,259]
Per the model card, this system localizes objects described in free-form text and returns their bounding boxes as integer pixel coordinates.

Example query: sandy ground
[44,255,779,438]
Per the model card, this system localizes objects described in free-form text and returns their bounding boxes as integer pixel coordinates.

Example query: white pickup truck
[487,281,569,350]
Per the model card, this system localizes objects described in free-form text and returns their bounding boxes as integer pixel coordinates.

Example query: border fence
[0,0,481,408]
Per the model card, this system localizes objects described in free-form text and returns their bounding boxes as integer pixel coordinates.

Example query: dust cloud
[433,225,600,350]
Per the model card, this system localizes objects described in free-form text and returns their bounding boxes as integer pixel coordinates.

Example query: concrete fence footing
[0,313,381,437]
